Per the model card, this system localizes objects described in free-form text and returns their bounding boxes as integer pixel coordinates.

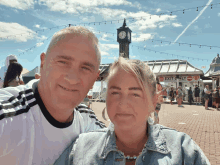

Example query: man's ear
[40,52,46,69]
[96,70,100,80]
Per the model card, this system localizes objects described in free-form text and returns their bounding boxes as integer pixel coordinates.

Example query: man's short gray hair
[46,26,101,65]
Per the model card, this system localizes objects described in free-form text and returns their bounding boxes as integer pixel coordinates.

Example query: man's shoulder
[77,128,108,142]
[0,80,39,121]
[75,103,95,115]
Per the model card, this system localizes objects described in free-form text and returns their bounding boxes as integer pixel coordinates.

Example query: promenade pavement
[91,101,220,165]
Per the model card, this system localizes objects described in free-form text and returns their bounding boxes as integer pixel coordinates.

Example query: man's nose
[64,69,81,84]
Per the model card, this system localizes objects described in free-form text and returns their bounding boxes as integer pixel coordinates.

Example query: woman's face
[106,68,152,130]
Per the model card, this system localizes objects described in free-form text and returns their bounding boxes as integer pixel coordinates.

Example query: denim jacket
[54,121,210,165]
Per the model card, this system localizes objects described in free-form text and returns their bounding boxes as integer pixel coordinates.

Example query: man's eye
[58,61,67,64]
[82,67,91,71]
[111,92,119,95]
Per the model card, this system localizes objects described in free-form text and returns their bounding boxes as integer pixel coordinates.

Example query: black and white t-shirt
[0,79,105,165]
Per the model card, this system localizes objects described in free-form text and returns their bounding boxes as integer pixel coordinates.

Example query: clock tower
[117,18,132,58]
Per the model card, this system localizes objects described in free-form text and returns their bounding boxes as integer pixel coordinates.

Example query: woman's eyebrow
[109,86,121,90]
[129,87,142,91]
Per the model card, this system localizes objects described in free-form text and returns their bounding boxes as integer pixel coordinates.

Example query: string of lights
[10,29,216,62]
[1,3,219,40]
[132,45,211,62]
[94,30,220,49]
[17,35,53,56]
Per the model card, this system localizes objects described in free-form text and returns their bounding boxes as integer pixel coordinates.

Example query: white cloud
[132,33,154,42]
[34,24,40,28]
[39,35,47,40]
[128,11,177,31]
[218,13,220,17]
[38,0,133,14]
[99,44,118,56]
[160,36,166,39]
[156,8,161,13]
[100,51,109,56]
[0,0,34,10]
[0,22,37,42]
[172,23,182,27]
[36,42,44,47]
[99,33,110,42]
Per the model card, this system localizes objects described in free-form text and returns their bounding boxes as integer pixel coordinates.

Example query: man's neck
[115,123,148,155]
[37,82,74,123]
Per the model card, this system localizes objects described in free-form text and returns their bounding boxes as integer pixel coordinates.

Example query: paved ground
[90,101,220,165]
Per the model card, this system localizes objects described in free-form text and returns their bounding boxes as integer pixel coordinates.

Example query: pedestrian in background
[188,87,193,105]
[204,85,211,110]
[3,62,24,88]
[169,87,175,105]
[213,86,220,110]
[194,85,200,105]
[177,86,184,107]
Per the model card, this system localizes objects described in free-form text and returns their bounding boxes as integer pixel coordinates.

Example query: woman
[54,57,210,165]
[188,87,193,105]
[3,62,24,88]
[204,85,211,110]
[169,87,174,105]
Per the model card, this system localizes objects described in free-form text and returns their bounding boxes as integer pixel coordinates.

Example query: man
[194,85,200,105]
[0,26,105,165]
[177,86,184,107]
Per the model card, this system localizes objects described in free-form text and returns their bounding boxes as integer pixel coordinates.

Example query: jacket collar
[99,119,170,159]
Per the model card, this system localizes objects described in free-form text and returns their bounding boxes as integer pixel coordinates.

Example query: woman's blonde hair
[105,57,157,114]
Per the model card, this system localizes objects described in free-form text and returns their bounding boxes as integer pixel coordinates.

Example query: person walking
[169,87,175,105]
[204,85,211,110]
[188,87,193,105]
[194,85,200,105]
[0,26,106,165]
[177,86,184,107]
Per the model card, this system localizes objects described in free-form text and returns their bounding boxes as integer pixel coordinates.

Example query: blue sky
[0,0,219,75]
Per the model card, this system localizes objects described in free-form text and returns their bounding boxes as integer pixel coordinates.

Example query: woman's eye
[133,94,140,97]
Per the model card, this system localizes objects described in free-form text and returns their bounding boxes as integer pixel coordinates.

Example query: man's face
[40,35,100,110]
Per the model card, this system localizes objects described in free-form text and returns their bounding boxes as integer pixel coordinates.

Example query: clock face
[119,31,126,39]
[128,32,130,40]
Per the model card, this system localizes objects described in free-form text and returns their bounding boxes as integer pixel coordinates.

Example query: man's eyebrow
[129,87,143,91]
[109,86,121,90]
[56,55,74,61]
